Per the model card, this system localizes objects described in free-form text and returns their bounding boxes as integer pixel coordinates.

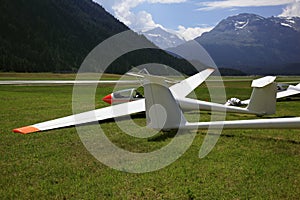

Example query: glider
[226,80,300,106]
[12,69,284,134]
[12,68,213,134]
[104,75,277,116]
[143,75,300,130]
[276,83,300,99]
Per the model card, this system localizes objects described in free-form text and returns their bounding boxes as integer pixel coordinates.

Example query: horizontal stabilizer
[251,76,276,88]
[246,76,277,115]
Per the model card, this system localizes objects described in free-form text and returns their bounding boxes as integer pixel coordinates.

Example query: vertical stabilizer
[143,76,187,130]
[246,76,277,116]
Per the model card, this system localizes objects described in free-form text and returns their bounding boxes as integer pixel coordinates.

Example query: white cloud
[279,0,300,17]
[198,0,295,11]
[133,11,162,30]
[95,0,187,31]
[95,0,211,41]
[176,25,213,41]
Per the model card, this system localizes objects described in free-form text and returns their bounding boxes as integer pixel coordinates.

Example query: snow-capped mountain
[270,16,300,32]
[204,13,300,34]
[195,13,300,74]
[142,27,185,49]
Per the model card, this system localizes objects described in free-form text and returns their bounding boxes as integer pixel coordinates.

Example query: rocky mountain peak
[142,27,185,49]
[213,13,265,32]
[195,13,300,74]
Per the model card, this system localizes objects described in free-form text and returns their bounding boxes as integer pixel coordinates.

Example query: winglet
[13,126,40,134]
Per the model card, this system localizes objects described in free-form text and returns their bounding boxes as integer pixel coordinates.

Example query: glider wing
[169,68,214,98]
[276,84,300,99]
[13,99,145,134]
[0,80,139,85]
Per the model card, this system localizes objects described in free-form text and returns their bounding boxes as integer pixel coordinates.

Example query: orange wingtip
[13,126,40,134]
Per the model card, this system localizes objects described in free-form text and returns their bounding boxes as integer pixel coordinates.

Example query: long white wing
[13,99,145,134]
[0,80,139,85]
[186,117,300,129]
[169,68,214,98]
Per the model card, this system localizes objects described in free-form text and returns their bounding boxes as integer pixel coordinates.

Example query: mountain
[142,27,185,49]
[195,13,300,75]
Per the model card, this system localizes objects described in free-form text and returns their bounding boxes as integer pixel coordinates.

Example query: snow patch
[287,19,296,24]
[147,33,160,37]
[281,23,293,28]
[235,20,249,29]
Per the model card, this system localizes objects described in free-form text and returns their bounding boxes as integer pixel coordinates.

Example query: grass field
[0,73,299,199]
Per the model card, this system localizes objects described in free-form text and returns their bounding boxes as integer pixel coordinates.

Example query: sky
[94,0,300,40]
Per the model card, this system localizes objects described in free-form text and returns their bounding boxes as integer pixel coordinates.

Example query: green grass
[0,74,300,199]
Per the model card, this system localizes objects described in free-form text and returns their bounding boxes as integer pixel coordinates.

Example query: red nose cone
[102,94,112,104]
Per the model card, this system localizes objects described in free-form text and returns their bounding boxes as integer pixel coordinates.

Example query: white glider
[13,69,214,134]
[143,75,300,130]
[105,75,278,116]
[228,81,300,106]
[12,69,283,134]
[276,83,300,99]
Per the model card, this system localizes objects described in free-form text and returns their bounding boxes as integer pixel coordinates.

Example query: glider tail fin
[143,76,187,130]
[246,76,277,116]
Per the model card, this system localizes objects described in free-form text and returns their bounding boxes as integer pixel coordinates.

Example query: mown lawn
[0,74,299,199]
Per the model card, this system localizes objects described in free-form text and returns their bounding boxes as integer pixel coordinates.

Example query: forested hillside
[0,0,129,72]
[0,0,200,74]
